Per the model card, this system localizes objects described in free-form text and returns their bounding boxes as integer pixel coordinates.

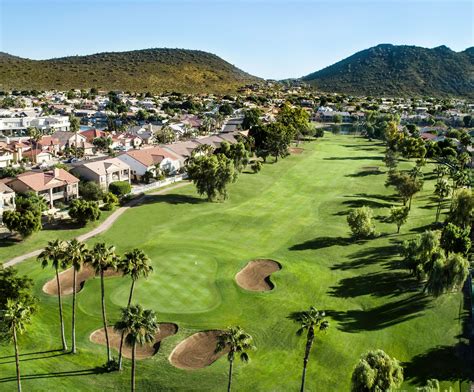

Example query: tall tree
[114,305,158,392]
[448,189,473,229]
[117,249,153,370]
[425,253,469,297]
[69,114,80,158]
[288,307,329,392]
[65,239,87,354]
[215,326,255,392]
[38,240,69,351]
[26,126,42,164]
[1,299,35,392]
[86,243,119,364]
[388,206,409,233]
[434,179,451,222]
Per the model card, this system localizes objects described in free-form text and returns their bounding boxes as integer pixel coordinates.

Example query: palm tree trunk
[227,357,233,392]
[409,195,413,210]
[100,270,111,363]
[301,329,315,392]
[119,279,135,370]
[436,200,441,222]
[71,267,77,354]
[13,327,21,392]
[131,341,136,392]
[55,267,68,351]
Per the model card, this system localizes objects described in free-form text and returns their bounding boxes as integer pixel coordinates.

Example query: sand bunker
[289,147,304,154]
[235,259,281,291]
[168,330,227,370]
[42,265,122,296]
[90,323,178,359]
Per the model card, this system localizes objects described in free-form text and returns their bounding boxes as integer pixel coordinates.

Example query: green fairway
[0,134,471,391]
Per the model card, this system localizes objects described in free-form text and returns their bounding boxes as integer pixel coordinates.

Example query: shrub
[347,206,377,239]
[251,160,262,173]
[109,181,131,197]
[102,192,119,211]
[79,181,103,201]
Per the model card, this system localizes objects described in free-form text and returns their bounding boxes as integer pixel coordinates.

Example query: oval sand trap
[235,259,281,291]
[90,323,178,359]
[42,265,122,296]
[169,330,227,370]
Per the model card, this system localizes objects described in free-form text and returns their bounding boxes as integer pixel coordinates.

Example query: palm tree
[114,305,158,392]
[215,326,255,392]
[2,299,34,392]
[288,306,329,392]
[27,126,42,164]
[86,242,119,364]
[434,179,451,222]
[38,239,69,351]
[65,239,87,354]
[117,249,153,370]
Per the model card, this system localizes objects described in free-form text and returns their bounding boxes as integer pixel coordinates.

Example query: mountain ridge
[302,44,474,98]
[0,48,260,94]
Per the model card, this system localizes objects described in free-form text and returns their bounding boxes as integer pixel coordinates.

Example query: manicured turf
[0,134,471,391]
[0,210,114,262]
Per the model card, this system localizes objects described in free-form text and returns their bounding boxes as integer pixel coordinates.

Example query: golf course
[0,134,471,391]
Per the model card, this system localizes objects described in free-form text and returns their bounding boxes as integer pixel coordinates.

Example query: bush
[68,199,100,226]
[251,160,262,173]
[102,192,119,211]
[347,206,377,239]
[109,181,131,197]
[79,181,104,201]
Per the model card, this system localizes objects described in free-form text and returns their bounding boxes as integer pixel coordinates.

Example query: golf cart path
[3,182,190,268]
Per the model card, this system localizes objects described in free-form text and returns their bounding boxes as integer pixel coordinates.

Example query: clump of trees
[351,349,403,392]
[69,199,101,226]
[400,228,470,297]
[347,207,377,239]
[187,153,237,201]
[3,192,46,238]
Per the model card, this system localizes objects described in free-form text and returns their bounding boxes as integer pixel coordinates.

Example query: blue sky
[1,0,472,79]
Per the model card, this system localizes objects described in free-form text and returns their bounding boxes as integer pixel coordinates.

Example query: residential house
[117,147,182,180]
[0,182,15,222]
[0,115,70,136]
[71,157,131,190]
[51,131,94,155]
[0,145,14,168]
[6,168,79,208]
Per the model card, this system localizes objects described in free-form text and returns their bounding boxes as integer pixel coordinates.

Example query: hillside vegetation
[303,44,474,98]
[0,49,260,94]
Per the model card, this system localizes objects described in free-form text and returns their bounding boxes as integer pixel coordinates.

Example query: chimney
[54,167,60,177]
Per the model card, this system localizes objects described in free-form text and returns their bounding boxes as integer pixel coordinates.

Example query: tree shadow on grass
[330,242,401,271]
[323,156,384,161]
[0,237,21,248]
[0,366,108,382]
[402,343,474,387]
[0,349,66,365]
[342,198,392,210]
[42,220,82,231]
[326,293,431,332]
[136,193,204,206]
[409,222,440,233]
[289,236,355,251]
[0,349,61,360]
[345,170,384,178]
[328,271,419,299]
[352,193,400,203]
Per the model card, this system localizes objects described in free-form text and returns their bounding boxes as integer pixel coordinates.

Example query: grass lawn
[0,134,471,391]
[0,210,114,262]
